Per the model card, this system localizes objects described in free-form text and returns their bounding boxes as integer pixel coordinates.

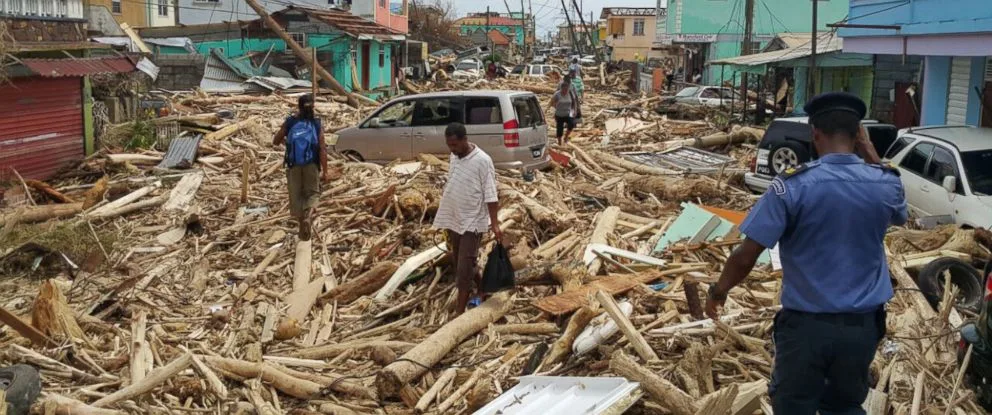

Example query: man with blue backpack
[273,94,329,241]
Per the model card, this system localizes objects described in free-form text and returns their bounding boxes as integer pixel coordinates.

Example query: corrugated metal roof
[199,49,265,94]
[269,6,403,38]
[621,148,735,174]
[157,135,202,169]
[709,32,843,67]
[0,77,84,181]
[21,56,137,78]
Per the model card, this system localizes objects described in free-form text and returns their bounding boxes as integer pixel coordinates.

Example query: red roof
[487,29,511,45]
[273,6,403,38]
[21,56,137,78]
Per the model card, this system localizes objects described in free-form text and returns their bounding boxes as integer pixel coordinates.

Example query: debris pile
[0,80,988,415]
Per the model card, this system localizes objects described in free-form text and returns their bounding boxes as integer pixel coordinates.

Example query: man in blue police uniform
[704,92,908,414]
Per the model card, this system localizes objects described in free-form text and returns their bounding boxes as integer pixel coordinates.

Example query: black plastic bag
[481,243,515,293]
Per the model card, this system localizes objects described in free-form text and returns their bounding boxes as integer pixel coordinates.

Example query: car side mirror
[942,176,956,193]
[369,118,381,128]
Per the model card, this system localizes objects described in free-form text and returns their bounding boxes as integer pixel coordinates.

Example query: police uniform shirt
[739,155,908,313]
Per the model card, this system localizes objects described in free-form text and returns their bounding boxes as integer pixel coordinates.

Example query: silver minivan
[332,91,551,171]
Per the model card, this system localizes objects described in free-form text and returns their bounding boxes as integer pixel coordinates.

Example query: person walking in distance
[433,123,503,314]
[273,94,329,241]
[704,93,907,415]
[550,77,578,145]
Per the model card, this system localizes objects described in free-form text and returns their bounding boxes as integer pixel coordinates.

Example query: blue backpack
[285,117,319,167]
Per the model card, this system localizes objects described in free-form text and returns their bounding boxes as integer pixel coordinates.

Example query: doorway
[893,82,921,129]
[361,41,371,91]
[981,82,992,128]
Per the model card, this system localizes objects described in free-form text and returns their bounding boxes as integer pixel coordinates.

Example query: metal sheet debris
[473,376,641,415]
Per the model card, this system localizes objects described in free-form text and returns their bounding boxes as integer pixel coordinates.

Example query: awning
[708,33,846,74]
[21,56,138,78]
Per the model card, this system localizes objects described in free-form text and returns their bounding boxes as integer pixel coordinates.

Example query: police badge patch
[771,177,786,195]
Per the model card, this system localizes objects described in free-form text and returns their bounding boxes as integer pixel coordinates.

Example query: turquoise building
[662,0,848,86]
[454,13,526,47]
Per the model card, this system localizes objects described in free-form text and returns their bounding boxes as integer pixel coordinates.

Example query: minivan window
[676,87,700,98]
[465,98,502,125]
[883,136,914,159]
[369,100,414,127]
[866,126,897,158]
[900,142,934,175]
[961,150,992,196]
[925,146,962,194]
[412,97,462,126]
[513,96,543,128]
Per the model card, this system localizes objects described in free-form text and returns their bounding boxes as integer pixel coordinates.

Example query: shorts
[446,229,482,292]
[287,163,320,217]
[555,115,575,138]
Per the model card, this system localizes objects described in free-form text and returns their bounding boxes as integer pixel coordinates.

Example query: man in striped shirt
[433,122,503,314]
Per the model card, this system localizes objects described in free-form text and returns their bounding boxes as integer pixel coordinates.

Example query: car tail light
[748,156,757,172]
[503,119,520,147]
[985,272,992,300]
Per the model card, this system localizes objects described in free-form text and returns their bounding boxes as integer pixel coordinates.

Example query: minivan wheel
[917,257,983,313]
[769,142,809,174]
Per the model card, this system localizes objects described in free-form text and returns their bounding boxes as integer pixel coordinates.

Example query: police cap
[803,92,867,119]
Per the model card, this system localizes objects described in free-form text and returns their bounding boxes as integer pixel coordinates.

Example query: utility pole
[521,0,529,58]
[243,0,359,107]
[486,6,492,59]
[741,0,755,117]
[560,0,580,55]
[571,0,597,60]
[502,0,527,59]
[809,0,818,99]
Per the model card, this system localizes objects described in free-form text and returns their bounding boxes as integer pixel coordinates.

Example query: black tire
[0,364,42,415]
[917,257,983,313]
[768,141,810,175]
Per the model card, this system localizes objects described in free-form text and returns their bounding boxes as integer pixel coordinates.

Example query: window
[676,87,700,98]
[412,98,462,126]
[700,88,720,99]
[925,146,962,194]
[379,0,385,7]
[379,49,385,68]
[899,142,934,175]
[513,96,544,127]
[367,100,414,127]
[289,33,306,47]
[465,98,502,125]
[112,0,121,13]
[633,18,645,36]
[961,150,992,196]
[158,0,168,16]
[884,136,915,160]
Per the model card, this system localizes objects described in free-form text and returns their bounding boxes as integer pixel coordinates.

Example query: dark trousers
[446,230,481,292]
[771,308,886,415]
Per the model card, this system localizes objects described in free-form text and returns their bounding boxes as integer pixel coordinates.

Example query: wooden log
[0,202,83,227]
[910,372,925,415]
[731,381,766,415]
[568,143,604,172]
[684,281,704,320]
[36,393,125,415]
[610,350,696,415]
[88,181,160,217]
[188,353,228,399]
[376,292,513,398]
[293,240,313,291]
[588,207,621,276]
[320,262,398,304]
[596,290,658,362]
[415,368,456,413]
[694,384,739,415]
[93,353,193,407]
[25,180,74,203]
[162,171,203,212]
[543,306,596,366]
[129,310,149,385]
[290,339,415,359]
[0,306,55,347]
[508,83,556,94]
[82,176,109,210]
[499,186,561,231]
[863,388,888,415]
[535,266,706,315]
[204,356,324,399]
[285,278,327,322]
[204,119,255,141]
[87,194,169,220]
[491,322,559,335]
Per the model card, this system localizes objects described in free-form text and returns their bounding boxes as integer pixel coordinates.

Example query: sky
[450,0,665,39]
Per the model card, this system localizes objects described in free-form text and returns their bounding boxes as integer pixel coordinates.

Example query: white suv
[884,126,992,228]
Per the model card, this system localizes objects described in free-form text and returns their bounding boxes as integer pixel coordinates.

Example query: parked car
[669,86,740,107]
[332,91,551,172]
[523,64,558,78]
[884,126,992,228]
[532,54,548,64]
[743,117,898,193]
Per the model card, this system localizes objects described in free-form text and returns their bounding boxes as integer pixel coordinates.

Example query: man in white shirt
[433,122,503,314]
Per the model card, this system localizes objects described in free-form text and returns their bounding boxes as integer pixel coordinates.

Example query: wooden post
[595,290,658,362]
[242,0,359,108]
[311,47,318,98]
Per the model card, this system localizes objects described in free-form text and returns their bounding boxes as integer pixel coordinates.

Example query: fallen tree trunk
[35,393,125,415]
[663,125,764,150]
[320,262,398,304]
[499,186,561,232]
[87,194,169,221]
[508,83,556,94]
[93,353,193,407]
[376,291,514,397]
[25,180,74,203]
[204,119,255,141]
[610,350,697,415]
[203,356,324,399]
[588,207,621,276]
[0,202,83,228]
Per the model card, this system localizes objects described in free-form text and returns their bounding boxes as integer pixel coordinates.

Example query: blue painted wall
[841,0,992,38]
[921,56,950,125]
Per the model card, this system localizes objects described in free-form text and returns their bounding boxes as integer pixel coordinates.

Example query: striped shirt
[433,145,498,235]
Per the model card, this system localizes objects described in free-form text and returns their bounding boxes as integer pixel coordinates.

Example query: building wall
[154,54,207,89]
[459,24,523,46]
[606,15,656,60]
[0,0,85,19]
[871,54,922,124]
[88,0,146,28]
[352,0,408,34]
[147,0,175,26]
[1,17,87,42]
[842,0,992,38]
